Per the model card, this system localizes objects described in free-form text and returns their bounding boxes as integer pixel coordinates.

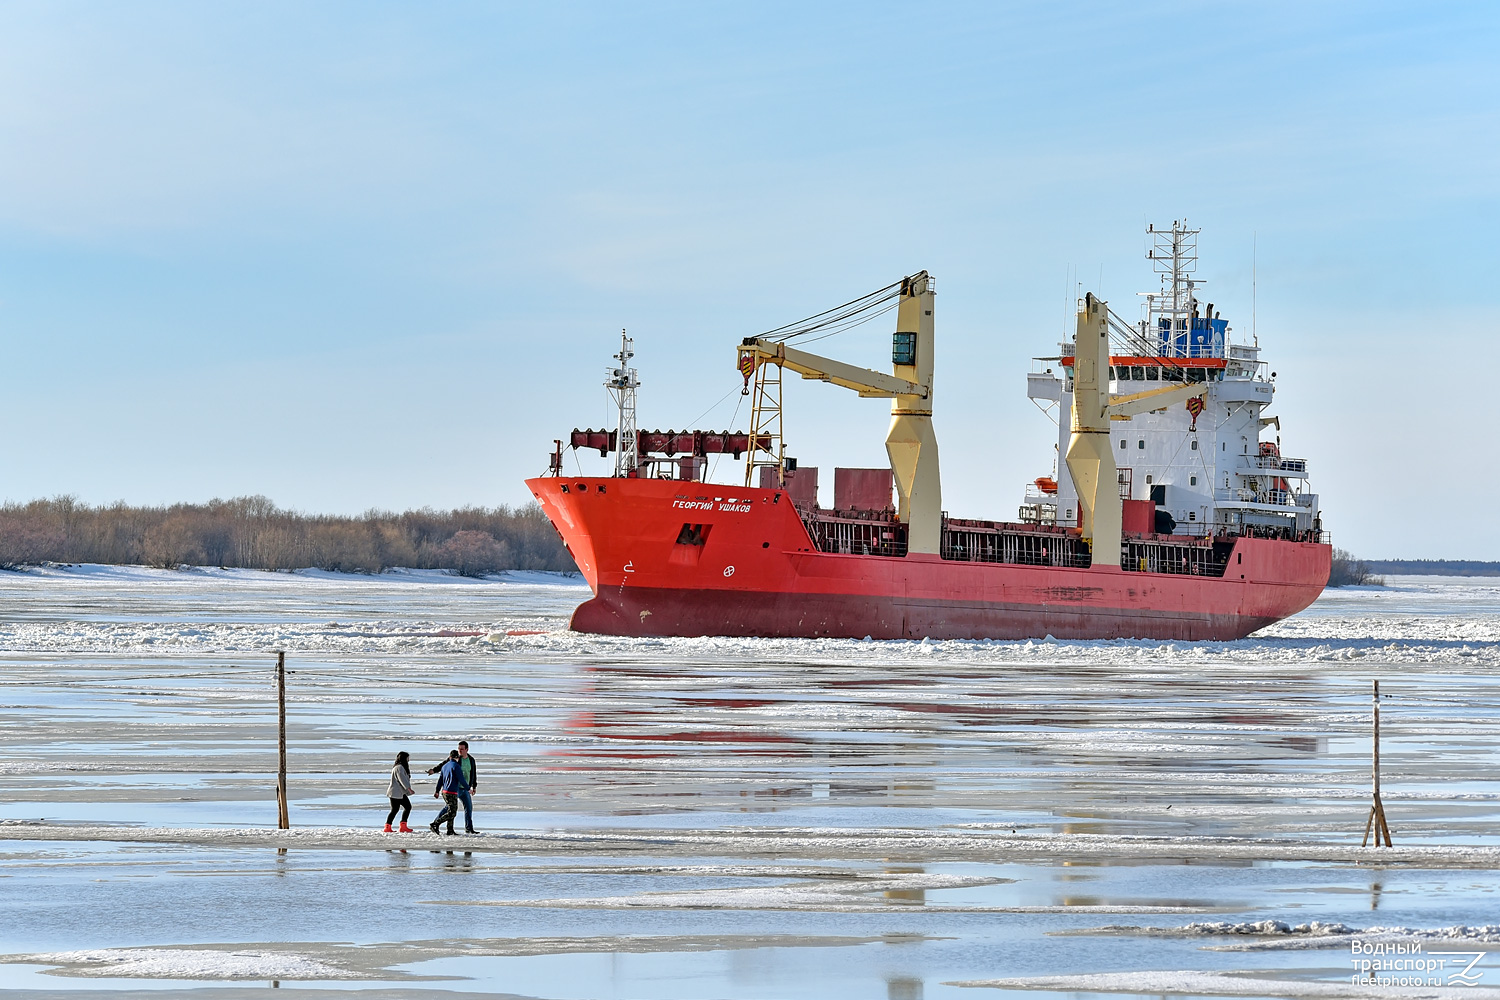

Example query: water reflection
[886,975,923,1000]
[883,866,925,906]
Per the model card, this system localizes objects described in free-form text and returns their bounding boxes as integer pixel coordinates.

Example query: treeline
[0,496,576,576]
[1328,548,1383,587]
[1362,559,1500,577]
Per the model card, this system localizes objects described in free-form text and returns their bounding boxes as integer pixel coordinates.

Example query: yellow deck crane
[737,272,943,554]
[1068,292,1208,567]
[736,276,1203,568]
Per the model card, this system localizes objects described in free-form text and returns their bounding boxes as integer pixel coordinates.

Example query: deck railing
[1121,539,1229,577]
[801,510,908,557]
[1243,455,1308,473]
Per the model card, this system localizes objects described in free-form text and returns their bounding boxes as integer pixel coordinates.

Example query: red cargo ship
[529,224,1330,640]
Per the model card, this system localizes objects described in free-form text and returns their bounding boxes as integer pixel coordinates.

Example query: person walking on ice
[428,750,466,835]
[426,740,479,834]
[384,751,415,833]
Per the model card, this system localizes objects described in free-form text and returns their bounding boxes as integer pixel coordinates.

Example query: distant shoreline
[0,562,586,583]
[1364,560,1500,577]
[0,495,577,576]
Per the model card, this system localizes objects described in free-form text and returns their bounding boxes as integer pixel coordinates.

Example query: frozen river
[1,566,1499,998]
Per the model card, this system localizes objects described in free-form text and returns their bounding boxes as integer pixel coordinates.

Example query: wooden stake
[276,651,290,830]
[1361,679,1392,847]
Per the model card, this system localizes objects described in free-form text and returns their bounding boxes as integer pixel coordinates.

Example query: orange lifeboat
[1034,476,1058,494]
[1259,442,1290,493]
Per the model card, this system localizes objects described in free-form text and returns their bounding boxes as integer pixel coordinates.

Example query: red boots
[398,821,413,833]
[383,823,393,832]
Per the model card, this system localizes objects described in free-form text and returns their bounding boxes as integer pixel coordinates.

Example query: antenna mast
[606,330,639,477]
[1144,220,1201,358]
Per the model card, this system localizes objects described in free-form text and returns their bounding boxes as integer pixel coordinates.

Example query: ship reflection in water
[526,659,1376,839]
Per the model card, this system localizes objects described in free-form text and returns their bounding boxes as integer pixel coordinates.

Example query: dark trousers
[386,796,411,824]
[433,793,460,832]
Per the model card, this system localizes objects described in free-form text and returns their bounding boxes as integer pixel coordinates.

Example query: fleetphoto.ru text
[1351,939,1485,987]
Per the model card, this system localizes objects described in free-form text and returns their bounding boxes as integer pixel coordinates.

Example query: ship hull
[527,477,1331,642]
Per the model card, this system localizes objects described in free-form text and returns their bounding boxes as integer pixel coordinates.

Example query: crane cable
[756,278,905,345]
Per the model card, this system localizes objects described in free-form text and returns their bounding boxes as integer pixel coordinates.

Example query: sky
[1,1,1496,558]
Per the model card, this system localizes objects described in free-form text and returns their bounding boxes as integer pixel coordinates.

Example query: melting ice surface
[0,566,1498,997]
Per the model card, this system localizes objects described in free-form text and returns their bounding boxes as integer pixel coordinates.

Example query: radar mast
[606,330,639,477]
[1144,221,1202,358]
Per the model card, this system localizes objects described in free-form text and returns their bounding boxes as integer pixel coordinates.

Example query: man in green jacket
[427,740,478,833]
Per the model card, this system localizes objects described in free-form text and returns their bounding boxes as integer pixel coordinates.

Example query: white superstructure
[1022,222,1320,539]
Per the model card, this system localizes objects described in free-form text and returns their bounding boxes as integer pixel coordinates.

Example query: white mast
[1144,220,1201,357]
[606,330,639,477]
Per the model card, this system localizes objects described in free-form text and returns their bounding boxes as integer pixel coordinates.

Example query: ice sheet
[2,567,1499,998]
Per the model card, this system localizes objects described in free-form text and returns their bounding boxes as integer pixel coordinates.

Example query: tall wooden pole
[1361,679,1392,847]
[276,651,289,830]
[1373,679,1380,802]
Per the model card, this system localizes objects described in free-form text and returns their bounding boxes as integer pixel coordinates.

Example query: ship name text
[672,500,753,513]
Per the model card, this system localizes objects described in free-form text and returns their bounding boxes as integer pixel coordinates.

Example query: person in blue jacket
[426,741,478,834]
[428,750,466,835]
